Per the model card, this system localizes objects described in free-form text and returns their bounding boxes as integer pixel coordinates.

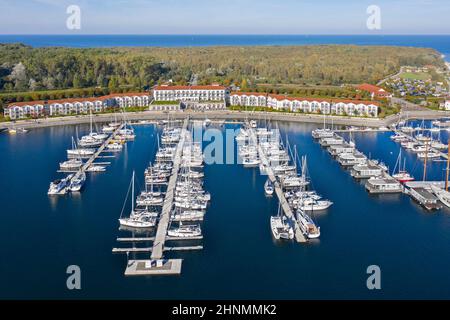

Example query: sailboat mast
[90,110,93,134]
[423,142,429,181]
[131,171,135,213]
[446,140,450,191]
[294,145,297,169]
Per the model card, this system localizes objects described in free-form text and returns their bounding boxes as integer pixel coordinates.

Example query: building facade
[230,92,379,117]
[4,92,151,120]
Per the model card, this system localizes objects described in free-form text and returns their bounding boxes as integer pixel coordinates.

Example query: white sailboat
[67,136,95,157]
[68,172,86,192]
[264,179,274,196]
[59,158,83,170]
[392,150,414,183]
[48,174,73,195]
[270,203,294,240]
[119,171,157,228]
[167,222,202,238]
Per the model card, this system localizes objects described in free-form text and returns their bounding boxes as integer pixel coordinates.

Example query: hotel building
[230,92,379,117]
[152,84,227,110]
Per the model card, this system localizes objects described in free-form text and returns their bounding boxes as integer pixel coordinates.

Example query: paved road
[3,108,450,131]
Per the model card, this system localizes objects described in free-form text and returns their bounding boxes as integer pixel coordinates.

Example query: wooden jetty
[112,245,203,253]
[247,123,307,243]
[151,118,189,260]
[67,123,125,186]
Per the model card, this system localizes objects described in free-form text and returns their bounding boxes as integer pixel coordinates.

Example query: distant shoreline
[1,34,450,50]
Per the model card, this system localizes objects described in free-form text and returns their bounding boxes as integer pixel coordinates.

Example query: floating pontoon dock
[151,118,189,260]
[247,123,307,243]
[116,236,203,242]
[124,259,182,276]
[119,118,190,276]
[66,123,125,186]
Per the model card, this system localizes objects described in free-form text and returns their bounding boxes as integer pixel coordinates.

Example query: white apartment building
[230,92,379,117]
[4,103,45,119]
[4,92,151,120]
[113,93,150,108]
[153,85,227,102]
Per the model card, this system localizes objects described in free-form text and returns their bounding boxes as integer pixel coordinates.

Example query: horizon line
[1,33,450,36]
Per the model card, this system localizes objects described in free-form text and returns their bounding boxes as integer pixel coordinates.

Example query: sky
[0,0,448,35]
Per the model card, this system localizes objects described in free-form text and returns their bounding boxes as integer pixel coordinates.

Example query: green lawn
[399,72,431,81]
[151,101,180,105]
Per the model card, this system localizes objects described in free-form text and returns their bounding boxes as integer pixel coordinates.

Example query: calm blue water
[0,35,449,60]
[0,120,450,299]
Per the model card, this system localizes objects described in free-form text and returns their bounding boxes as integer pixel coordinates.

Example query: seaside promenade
[3,108,450,132]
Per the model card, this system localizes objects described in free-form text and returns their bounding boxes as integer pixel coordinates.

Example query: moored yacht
[264,179,274,196]
[168,223,202,238]
[270,216,294,240]
[296,210,320,239]
[59,158,83,170]
[48,175,73,195]
[298,197,333,211]
[68,172,86,192]
[119,172,157,229]
[171,210,205,222]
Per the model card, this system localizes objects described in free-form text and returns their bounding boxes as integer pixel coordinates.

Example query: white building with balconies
[153,85,227,102]
[230,92,379,117]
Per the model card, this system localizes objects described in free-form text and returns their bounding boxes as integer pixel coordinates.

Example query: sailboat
[349,131,355,148]
[270,202,294,240]
[264,179,274,196]
[68,172,86,192]
[312,114,334,139]
[103,113,120,133]
[167,221,202,238]
[119,171,157,228]
[67,136,95,158]
[392,150,415,183]
[48,174,73,195]
[430,129,447,150]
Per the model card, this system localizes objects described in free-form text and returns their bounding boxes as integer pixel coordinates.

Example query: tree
[10,62,27,90]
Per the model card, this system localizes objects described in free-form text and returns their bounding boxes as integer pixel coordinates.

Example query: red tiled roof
[154,85,226,91]
[358,83,389,95]
[7,92,150,108]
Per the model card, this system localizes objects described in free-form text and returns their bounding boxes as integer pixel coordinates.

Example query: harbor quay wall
[2,109,450,131]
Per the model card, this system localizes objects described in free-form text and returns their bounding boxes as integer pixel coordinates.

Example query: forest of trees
[0,43,445,112]
[0,43,444,92]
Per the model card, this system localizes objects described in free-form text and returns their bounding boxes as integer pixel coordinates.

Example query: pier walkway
[247,124,307,243]
[68,123,125,186]
[151,118,189,260]
[117,236,203,242]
